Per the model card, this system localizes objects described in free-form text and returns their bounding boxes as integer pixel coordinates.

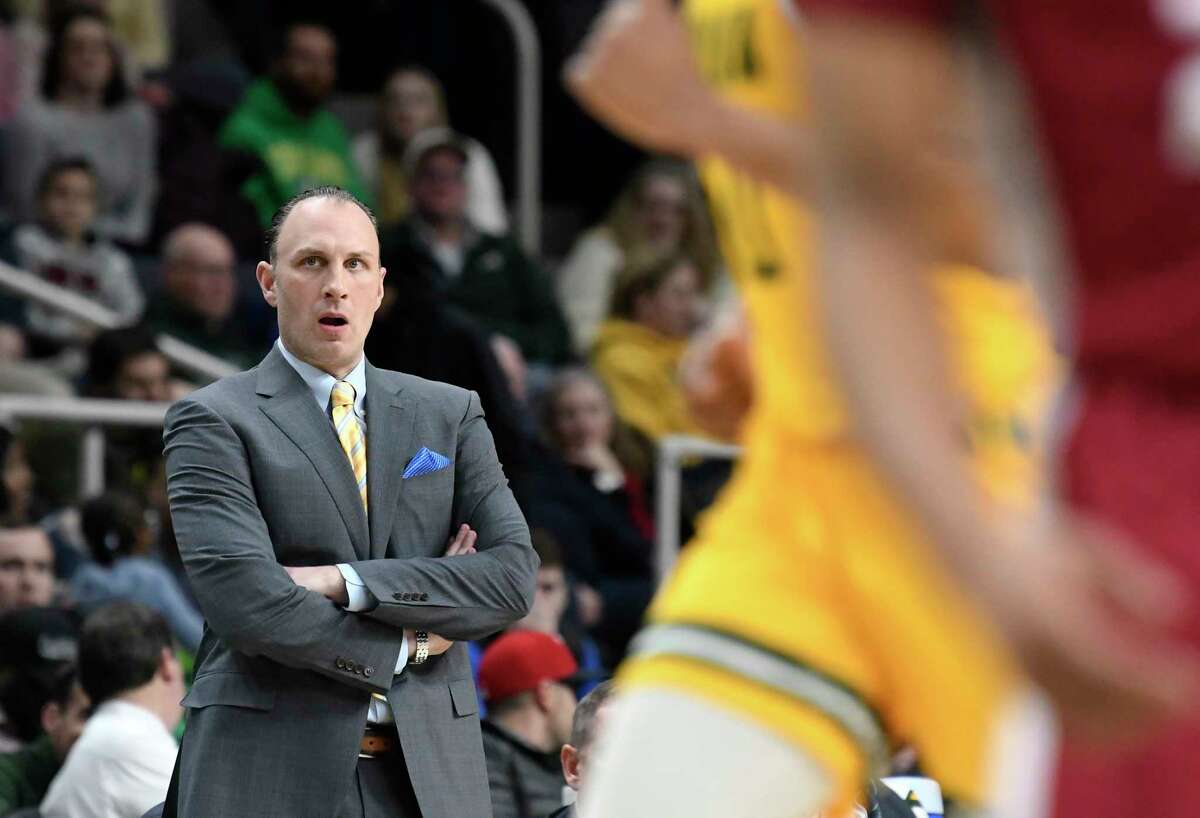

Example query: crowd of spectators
[354,66,508,236]
[0,5,744,817]
[557,157,721,354]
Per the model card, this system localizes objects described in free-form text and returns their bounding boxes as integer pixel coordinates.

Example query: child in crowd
[11,158,143,364]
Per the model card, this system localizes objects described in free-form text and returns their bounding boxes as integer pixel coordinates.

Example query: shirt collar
[276,338,367,418]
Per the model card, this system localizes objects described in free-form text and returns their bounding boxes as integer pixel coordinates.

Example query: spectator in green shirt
[219,22,366,228]
[0,665,90,815]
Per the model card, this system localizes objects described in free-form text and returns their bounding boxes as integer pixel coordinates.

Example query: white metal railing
[477,0,542,254]
[0,400,741,569]
[0,396,169,498]
[654,435,742,583]
[0,259,239,383]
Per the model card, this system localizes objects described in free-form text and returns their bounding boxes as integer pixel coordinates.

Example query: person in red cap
[479,630,581,818]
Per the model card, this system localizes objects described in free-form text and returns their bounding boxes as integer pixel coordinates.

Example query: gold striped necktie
[334,381,387,710]
[331,380,367,511]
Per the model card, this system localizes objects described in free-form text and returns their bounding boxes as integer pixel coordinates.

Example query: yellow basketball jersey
[937,266,1059,509]
[686,0,847,443]
[685,0,1057,481]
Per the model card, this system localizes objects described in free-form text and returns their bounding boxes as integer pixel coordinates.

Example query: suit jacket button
[364,666,374,678]
[419,593,428,602]
[335,657,345,670]
[400,592,411,601]
[393,592,404,601]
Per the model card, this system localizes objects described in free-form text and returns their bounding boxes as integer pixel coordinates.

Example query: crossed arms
[163,390,537,695]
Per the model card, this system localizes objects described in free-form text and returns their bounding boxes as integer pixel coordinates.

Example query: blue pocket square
[403,447,451,479]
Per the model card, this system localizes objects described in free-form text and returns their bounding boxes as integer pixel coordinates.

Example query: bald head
[161,223,236,323]
[0,527,54,612]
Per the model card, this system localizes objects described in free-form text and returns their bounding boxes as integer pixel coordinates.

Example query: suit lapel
[256,348,370,560]
[366,364,415,560]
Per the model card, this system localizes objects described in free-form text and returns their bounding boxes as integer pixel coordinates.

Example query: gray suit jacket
[162,347,537,818]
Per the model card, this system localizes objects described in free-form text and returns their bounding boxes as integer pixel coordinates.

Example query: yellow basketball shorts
[619,432,1018,813]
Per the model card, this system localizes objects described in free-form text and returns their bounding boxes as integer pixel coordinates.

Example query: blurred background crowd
[0,2,766,817]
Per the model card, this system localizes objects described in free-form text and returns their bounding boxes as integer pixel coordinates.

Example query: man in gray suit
[161,186,538,818]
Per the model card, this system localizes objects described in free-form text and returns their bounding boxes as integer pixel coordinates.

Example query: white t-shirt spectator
[41,699,177,818]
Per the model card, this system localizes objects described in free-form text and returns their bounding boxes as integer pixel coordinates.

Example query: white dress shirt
[40,700,177,818]
[276,339,407,724]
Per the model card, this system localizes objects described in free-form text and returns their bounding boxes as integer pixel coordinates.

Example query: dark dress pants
[338,746,422,818]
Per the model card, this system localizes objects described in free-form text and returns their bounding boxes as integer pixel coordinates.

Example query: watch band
[413,630,430,665]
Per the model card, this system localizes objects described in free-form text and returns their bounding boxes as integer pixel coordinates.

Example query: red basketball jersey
[798,0,1200,379]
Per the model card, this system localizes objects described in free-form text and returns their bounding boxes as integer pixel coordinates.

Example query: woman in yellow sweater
[591,251,711,445]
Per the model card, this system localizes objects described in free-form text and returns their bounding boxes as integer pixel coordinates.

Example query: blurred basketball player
[564,1,1088,816]
[572,1,1200,817]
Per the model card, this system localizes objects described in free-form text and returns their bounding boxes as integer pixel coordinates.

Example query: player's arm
[800,7,1198,735]
[566,0,809,196]
[805,13,992,583]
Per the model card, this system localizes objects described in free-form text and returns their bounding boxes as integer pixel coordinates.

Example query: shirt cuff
[336,563,378,612]
[335,564,405,674]
[395,631,409,674]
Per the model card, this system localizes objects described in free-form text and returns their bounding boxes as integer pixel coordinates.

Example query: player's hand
[444,524,478,557]
[565,0,718,157]
[681,310,754,441]
[978,512,1200,743]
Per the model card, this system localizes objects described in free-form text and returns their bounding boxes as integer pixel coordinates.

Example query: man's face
[0,528,54,612]
[40,169,97,242]
[411,149,468,223]
[383,71,442,143]
[257,198,386,377]
[164,231,236,323]
[116,352,171,402]
[44,683,90,760]
[516,566,568,633]
[279,25,337,109]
